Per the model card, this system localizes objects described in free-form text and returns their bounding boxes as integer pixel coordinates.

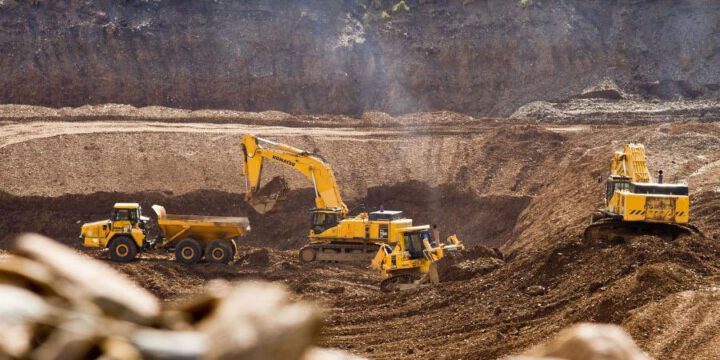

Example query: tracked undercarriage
[583,211,702,244]
[299,241,382,263]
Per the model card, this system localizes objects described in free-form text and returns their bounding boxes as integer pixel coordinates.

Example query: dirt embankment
[0,182,529,250]
[2,1,720,115]
[4,113,720,358]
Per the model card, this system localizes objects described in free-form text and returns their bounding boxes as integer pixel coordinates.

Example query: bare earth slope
[2,1,720,115]
[3,108,720,359]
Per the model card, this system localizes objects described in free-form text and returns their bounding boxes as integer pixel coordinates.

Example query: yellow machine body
[371,225,464,291]
[604,144,690,225]
[80,203,250,263]
[80,203,147,248]
[371,226,463,276]
[151,205,250,244]
[240,134,457,263]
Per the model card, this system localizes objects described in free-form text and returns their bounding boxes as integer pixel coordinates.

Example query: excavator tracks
[583,213,702,244]
[299,242,382,263]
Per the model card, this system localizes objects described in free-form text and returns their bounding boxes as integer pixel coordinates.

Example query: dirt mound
[239,248,271,267]
[574,79,631,101]
[512,97,720,123]
[0,180,529,251]
[624,290,720,359]
[436,246,505,282]
[362,181,531,247]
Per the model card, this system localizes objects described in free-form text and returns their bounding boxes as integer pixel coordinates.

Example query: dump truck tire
[175,238,202,264]
[206,240,233,264]
[109,236,138,262]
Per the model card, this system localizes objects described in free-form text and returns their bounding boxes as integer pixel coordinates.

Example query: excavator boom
[240,134,348,214]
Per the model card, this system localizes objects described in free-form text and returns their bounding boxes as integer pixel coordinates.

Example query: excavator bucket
[247,176,289,214]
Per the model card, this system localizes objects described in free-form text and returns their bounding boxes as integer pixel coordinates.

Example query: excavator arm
[240,134,348,214]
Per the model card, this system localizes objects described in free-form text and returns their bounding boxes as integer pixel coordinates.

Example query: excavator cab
[310,209,341,234]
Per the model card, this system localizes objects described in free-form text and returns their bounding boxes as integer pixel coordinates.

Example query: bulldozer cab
[310,209,341,234]
[401,229,435,260]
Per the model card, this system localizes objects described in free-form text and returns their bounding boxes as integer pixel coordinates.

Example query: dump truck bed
[152,205,250,246]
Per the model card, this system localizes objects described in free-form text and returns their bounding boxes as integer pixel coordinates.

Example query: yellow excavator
[584,143,700,242]
[240,134,464,265]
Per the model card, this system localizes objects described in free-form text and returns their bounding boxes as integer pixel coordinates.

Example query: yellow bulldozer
[240,134,465,269]
[584,143,700,242]
[371,230,464,292]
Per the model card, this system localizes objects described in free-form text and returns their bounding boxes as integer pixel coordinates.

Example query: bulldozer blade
[433,251,462,283]
[428,262,440,285]
[246,176,289,214]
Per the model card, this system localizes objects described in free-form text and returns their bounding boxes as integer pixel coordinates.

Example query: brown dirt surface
[3,107,720,359]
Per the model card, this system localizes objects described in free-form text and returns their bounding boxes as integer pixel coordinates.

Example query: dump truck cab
[80,203,150,262]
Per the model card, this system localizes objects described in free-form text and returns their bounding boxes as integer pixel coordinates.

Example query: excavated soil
[3,109,720,359]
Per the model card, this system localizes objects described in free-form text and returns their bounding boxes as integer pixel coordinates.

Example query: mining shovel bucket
[247,176,289,214]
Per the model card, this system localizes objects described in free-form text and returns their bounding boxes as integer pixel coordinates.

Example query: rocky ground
[3,105,720,359]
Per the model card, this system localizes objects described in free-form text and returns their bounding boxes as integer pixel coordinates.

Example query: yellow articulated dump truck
[80,203,250,264]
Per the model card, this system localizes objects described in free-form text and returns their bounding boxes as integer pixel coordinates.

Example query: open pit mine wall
[1,0,719,116]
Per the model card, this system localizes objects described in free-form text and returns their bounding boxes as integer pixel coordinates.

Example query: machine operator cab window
[311,210,339,234]
[403,230,435,260]
[631,183,689,196]
[606,177,631,203]
[112,205,142,227]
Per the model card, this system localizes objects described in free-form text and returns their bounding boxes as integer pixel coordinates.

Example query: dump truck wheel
[109,236,138,262]
[175,238,202,264]
[206,240,233,264]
